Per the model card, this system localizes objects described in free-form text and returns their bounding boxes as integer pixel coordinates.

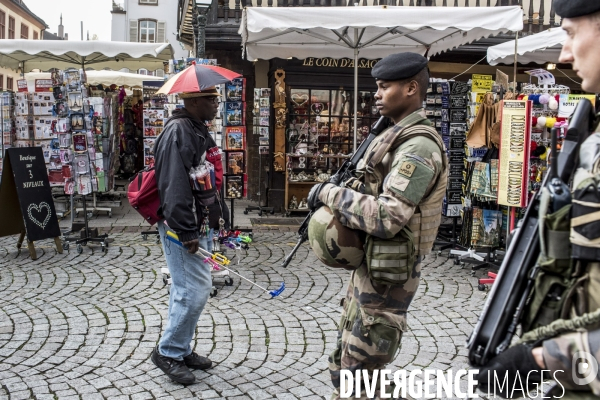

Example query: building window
[0,75,3,91]
[7,77,13,91]
[139,20,156,43]
[139,0,158,4]
[33,31,38,40]
[0,12,5,39]
[20,24,28,39]
[8,17,14,39]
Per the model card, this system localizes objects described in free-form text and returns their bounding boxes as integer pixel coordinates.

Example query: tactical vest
[521,118,600,336]
[359,120,449,257]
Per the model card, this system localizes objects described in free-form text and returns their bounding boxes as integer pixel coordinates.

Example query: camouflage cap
[308,206,365,270]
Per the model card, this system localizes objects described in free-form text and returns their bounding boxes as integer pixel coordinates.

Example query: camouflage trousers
[328,258,422,400]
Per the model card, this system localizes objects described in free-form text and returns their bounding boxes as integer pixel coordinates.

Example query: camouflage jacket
[541,119,600,395]
[318,109,445,239]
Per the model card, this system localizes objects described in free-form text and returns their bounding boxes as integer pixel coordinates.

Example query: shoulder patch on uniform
[387,155,436,206]
[398,161,416,177]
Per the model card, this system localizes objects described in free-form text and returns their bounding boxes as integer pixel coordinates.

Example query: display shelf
[286,154,350,158]
[284,152,342,216]
[286,88,380,157]
[288,181,320,185]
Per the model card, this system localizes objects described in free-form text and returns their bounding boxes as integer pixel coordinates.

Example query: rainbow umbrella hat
[157,62,241,95]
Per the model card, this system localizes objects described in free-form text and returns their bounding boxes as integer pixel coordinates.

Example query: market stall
[24,71,164,91]
[239,5,523,216]
[0,40,172,72]
[241,5,523,151]
[0,41,173,253]
[445,28,588,272]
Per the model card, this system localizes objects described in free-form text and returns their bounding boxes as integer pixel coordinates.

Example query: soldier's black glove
[307,182,334,211]
[475,344,543,398]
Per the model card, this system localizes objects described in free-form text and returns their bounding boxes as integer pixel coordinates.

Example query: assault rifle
[467,99,596,367]
[281,116,390,268]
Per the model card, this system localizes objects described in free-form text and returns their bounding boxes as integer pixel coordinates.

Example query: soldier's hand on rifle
[475,344,543,398]
[307,183,334,211]
[344,177,365,193]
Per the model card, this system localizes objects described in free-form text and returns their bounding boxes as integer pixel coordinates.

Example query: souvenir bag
[127,167,161,226]
[466,92,495,148]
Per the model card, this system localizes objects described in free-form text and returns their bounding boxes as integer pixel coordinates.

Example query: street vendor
[150,87,225,385]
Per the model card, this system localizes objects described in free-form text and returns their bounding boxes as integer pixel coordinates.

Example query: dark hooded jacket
[154,108,226,242]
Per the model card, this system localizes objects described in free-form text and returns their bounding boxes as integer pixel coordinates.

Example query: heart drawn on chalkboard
[27,202,51,229]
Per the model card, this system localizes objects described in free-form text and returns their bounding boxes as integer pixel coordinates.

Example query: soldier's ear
[406,80,419,97]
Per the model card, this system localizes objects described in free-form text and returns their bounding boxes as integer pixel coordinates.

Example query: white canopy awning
[487,28,567,66]
[25,71,163,91]
[0,40,173,72]
[240,5,523,151]
[240,6,524,61]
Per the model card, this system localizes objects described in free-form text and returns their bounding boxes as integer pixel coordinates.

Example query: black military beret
[553,0,600,18]
[371,53,428,81]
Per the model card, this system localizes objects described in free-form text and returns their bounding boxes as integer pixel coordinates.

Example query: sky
[24,0,113,41]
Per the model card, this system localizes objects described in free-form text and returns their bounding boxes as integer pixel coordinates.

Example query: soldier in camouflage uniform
[476,1,600,398]
[307,53,448,399]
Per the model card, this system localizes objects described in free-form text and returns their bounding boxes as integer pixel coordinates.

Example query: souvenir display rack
[142,85,168,168]
[426,79,469,252]
[223,77,247,202]
[283,88,376,216]
[5,71,121,232]
[245,87,274,216]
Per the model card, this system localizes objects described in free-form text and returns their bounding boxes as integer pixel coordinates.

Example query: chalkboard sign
[450,95,468,109]
[449,163,465,177]
[450,109,467,122]
[448,178,464,192]
[450,81,469,95]
[0,147,61,243]
[449,123,467,136]
[449,137,465,150]
[447,190,463,204]
[448,151,465,164]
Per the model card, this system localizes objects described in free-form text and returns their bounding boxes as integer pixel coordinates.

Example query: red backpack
[127,167,161,226]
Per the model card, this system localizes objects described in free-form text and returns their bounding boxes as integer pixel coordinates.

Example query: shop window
[287,88,379,161]
[7,77,13,91]
[33,31,38,40]
[139,0,158,4]
[0,11,5,39]
[8,17,14,39]
[20,24,28,39]
[139,20,156,43]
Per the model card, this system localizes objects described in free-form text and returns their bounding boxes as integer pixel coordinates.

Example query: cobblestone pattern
[0,232,487,399]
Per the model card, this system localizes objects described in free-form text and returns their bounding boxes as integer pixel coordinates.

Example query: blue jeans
[157,220,214,360]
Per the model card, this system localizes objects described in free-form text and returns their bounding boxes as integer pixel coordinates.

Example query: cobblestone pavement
[0,231,488,400]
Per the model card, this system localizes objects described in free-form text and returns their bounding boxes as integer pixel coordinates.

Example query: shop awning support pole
[513,31,518,90]
[353,29,358,153]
